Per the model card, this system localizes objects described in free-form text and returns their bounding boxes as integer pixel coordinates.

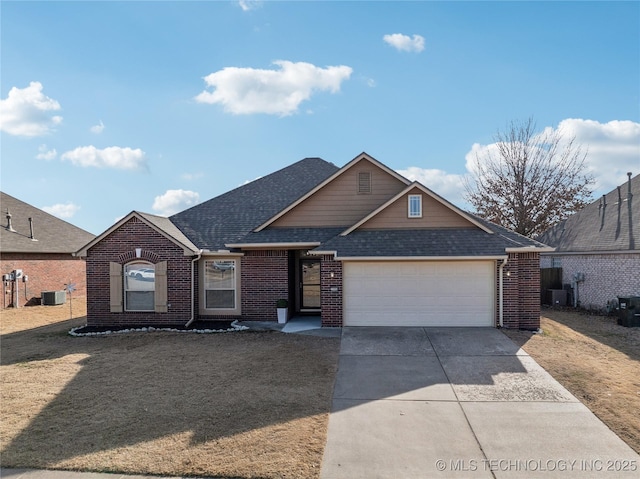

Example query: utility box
[617,296,640,327]
[41,291,66,306]
[546,289,567,306]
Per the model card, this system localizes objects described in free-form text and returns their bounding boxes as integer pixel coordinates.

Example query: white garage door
[343,261,495,327]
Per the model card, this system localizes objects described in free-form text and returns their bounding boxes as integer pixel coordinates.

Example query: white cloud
[42,202,80,219]
[464,118,640,195]
[36,144,57,161]
[195,60,353,116]
[152,189,200,216]
[553,119,640,191]
[181,172,204,181]
[61,145,147,170]
[383,33,425,53]
[396,167,467,207]
[90,120,105,134]
[0,81,63,136]
[238,0,261,11]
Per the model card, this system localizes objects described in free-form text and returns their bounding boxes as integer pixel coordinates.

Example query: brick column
[320,255,342,327]
[518,252,541,330]
[241,250,288,321]
[502,252,541,330]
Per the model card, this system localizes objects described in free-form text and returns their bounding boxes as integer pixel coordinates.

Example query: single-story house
[1,191,95,307]
[538,173,639,311]
[76,153,551,329]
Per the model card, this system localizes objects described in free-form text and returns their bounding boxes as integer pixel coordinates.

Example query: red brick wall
[1,253,86,307]
[85,217,192,327]
[502,252,541,330]
[239,250,288,320]
[321,255,342,327]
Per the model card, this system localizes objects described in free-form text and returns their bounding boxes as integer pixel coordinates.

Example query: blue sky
[1,0,639,235]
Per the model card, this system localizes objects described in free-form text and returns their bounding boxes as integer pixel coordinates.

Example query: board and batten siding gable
[358,187,477,230]
[272,161,407,228]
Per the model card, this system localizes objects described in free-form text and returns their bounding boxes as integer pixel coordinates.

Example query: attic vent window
[408,194,422,218]
[357,171,372,194]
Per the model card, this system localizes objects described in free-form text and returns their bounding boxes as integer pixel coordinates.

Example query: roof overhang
[224,242,321,250]
[505,246,556,253]
[254,152,411,232]
[200,250,245,257]
[310,251,508,261]
[541,249,637,256]
[340,181,494,236]
[75,211,200,257]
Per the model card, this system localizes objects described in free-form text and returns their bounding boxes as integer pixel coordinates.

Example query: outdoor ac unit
[41,291,66,306]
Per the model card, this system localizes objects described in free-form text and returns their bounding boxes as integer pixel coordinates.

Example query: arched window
[124,261,155,311]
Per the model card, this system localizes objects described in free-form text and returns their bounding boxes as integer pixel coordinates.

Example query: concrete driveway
[321,327,640,478]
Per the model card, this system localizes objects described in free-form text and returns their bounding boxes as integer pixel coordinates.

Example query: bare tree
[464,117,594,238]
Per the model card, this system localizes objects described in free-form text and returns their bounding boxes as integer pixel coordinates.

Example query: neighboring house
[538,173,639,311]
[76,153,551,329]
[1,192,95,307]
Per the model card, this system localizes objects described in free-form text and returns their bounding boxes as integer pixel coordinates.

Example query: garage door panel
[343,261,495,327]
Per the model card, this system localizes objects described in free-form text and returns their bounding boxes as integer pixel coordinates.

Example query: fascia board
[333,255,508,261]
[75,211,138,257]
[341,181,494,236]
[224,242,321,249]
[505,246,556,253]
[75,211,199,257]
[541,249,636,256]
[254,152,411,232]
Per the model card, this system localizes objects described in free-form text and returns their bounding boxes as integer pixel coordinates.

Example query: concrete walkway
[320,327,640,478]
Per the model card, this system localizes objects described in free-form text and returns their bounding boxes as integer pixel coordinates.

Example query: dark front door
[300,259,321,310]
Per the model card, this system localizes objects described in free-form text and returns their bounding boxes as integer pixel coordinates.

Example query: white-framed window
[204,259,237,309]
[408,194,422,218]
[552,257,562,268]
[124,261,155,311]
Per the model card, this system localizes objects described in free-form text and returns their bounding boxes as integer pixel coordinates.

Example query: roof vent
[357,171,372,194]
[5,209,15,232]
[28,217,38,241]
[627,172,633,200]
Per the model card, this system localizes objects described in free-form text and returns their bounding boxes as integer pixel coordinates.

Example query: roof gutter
[224,242,320,249]
[313,254,508,261]
[185,249,204,327]
[505,246,555,253]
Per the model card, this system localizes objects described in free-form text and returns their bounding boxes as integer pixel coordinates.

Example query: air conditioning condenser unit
[41,291,66,306]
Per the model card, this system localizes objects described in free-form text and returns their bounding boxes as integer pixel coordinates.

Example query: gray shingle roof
[137,212,199,253]
[314,222,545,258]
[0,191,95,254]
[170,158,339,251]
[538,174,639,252]
[232,227,345,246]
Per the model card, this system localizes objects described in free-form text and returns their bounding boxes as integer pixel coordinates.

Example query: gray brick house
[77,153,551,329]
[538,173,639,310]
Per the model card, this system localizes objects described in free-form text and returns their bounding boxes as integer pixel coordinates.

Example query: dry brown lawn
[504,308,640,454]
[0,299,340,479]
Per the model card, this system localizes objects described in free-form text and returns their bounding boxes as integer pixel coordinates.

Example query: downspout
[185,250,204,327]
[498,258,508,328]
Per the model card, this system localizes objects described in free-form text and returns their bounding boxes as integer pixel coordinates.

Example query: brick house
[77,153,551,329]
[1,191,95,307]
[538,173,639,310]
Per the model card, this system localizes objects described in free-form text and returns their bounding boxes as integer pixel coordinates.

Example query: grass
[0,299,340,479]
[503,308,640,454]
[3,301,639,477]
